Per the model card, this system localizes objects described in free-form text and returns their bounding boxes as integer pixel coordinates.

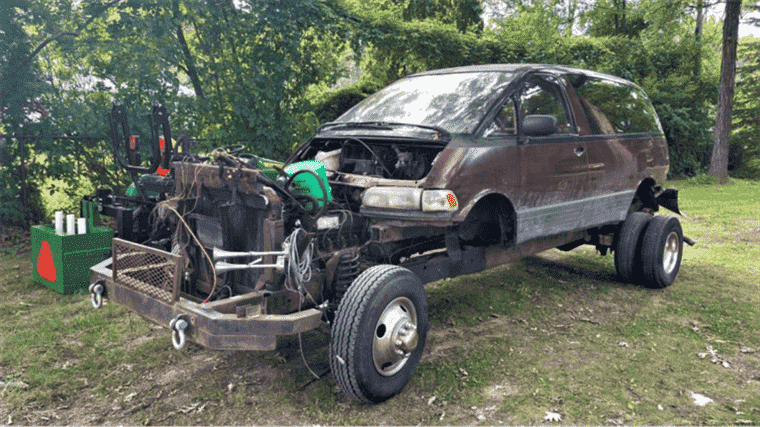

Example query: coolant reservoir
[284,160,333,208]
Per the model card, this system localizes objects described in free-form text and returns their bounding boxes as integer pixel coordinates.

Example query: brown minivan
[90,64,686,404]
[301,63,682,286]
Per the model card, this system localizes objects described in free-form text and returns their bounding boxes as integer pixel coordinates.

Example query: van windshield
[334,71,516,135]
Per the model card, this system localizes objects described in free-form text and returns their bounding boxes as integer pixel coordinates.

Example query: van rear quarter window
[573,77,663,135]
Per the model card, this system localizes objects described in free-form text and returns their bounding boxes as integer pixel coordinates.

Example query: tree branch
[16,31,80,73]
[8,0,123,80]
[173,0,205,99]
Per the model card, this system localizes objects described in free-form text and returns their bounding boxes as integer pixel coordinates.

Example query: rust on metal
[112,238,182,303]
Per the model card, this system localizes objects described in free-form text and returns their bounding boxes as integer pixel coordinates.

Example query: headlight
[362,187,422,210]
[362,187,459,212]
[422,189,458,212]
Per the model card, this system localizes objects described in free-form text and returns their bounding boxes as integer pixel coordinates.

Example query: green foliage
[1,0,754,223]
[311,80,385,123]
[586,0,649,38]
[402,0,484,33]
[731,37,760,177]
[1,0,359,225]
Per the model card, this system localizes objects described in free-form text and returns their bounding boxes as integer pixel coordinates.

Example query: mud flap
[656,189,695,246]
[656,188,683,216]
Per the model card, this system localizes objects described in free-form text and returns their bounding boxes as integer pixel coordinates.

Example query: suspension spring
[334,252,360,301]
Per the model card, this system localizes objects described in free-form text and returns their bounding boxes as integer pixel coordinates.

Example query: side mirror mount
[522,115,559,137]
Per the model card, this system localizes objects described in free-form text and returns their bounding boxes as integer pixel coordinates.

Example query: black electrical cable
[346,137,393,178]
[255,173,313,216]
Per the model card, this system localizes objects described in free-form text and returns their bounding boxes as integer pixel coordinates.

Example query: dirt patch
[0,224,30,254]
[736,219,760,246]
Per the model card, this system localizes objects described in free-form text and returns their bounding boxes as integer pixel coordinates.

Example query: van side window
[485,100,516,136]
[574,77,663,135]
[516,76,573,134]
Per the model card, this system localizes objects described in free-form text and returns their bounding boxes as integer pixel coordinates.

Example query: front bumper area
[89,240,322,351]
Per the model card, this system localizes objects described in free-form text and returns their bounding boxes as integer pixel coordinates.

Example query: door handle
[574,146,585,157]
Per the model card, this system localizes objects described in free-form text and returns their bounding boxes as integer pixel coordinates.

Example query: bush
[311,80,385,123]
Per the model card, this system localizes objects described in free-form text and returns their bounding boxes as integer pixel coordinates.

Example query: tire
[330,265,429,403]
[614,212,653,283]
[640,216,683,289]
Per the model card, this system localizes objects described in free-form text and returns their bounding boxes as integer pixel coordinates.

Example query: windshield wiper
[318,121,451,141]
[319,121,394,131]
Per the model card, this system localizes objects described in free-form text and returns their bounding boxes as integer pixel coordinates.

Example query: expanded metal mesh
[112,238,181,303]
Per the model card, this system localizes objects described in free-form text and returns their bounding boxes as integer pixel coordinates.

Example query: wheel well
[457,194,516,246]
[631,178,658,213]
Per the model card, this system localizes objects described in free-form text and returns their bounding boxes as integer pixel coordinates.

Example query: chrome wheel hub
[662,231,680,275]
[372,297,418,377]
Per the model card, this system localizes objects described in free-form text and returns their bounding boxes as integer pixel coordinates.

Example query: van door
[569,75,657,227]
[513,74,588,244]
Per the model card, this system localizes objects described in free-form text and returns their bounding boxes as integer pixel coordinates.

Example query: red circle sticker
[446,193,457,208]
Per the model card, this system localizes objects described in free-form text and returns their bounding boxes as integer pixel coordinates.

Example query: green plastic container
[31,224,114,294]
[284,160,332,208]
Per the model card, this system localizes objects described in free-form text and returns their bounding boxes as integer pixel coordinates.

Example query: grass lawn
[0,178,758,425]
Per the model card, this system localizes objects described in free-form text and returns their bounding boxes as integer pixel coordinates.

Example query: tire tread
[614,212,652,283]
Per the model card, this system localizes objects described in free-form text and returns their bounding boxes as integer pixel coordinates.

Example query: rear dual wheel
[330,265,429,403]
[615,213,683,288]
[640,216,683,288]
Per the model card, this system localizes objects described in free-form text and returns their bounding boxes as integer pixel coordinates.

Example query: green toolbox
[30,214,113,294]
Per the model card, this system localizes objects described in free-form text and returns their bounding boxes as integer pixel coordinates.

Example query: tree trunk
[694,0,703,77]
[173,0,204,99]
[710,0,742,183]
[565,0,577,37]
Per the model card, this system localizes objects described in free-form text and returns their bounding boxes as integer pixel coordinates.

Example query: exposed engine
[297,137,443,180]
[105,115,450,313]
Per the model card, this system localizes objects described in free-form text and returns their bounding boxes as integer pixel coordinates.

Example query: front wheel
[329,265,429,403]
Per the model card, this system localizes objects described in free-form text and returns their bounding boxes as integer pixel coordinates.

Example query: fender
[453,189,516,223]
